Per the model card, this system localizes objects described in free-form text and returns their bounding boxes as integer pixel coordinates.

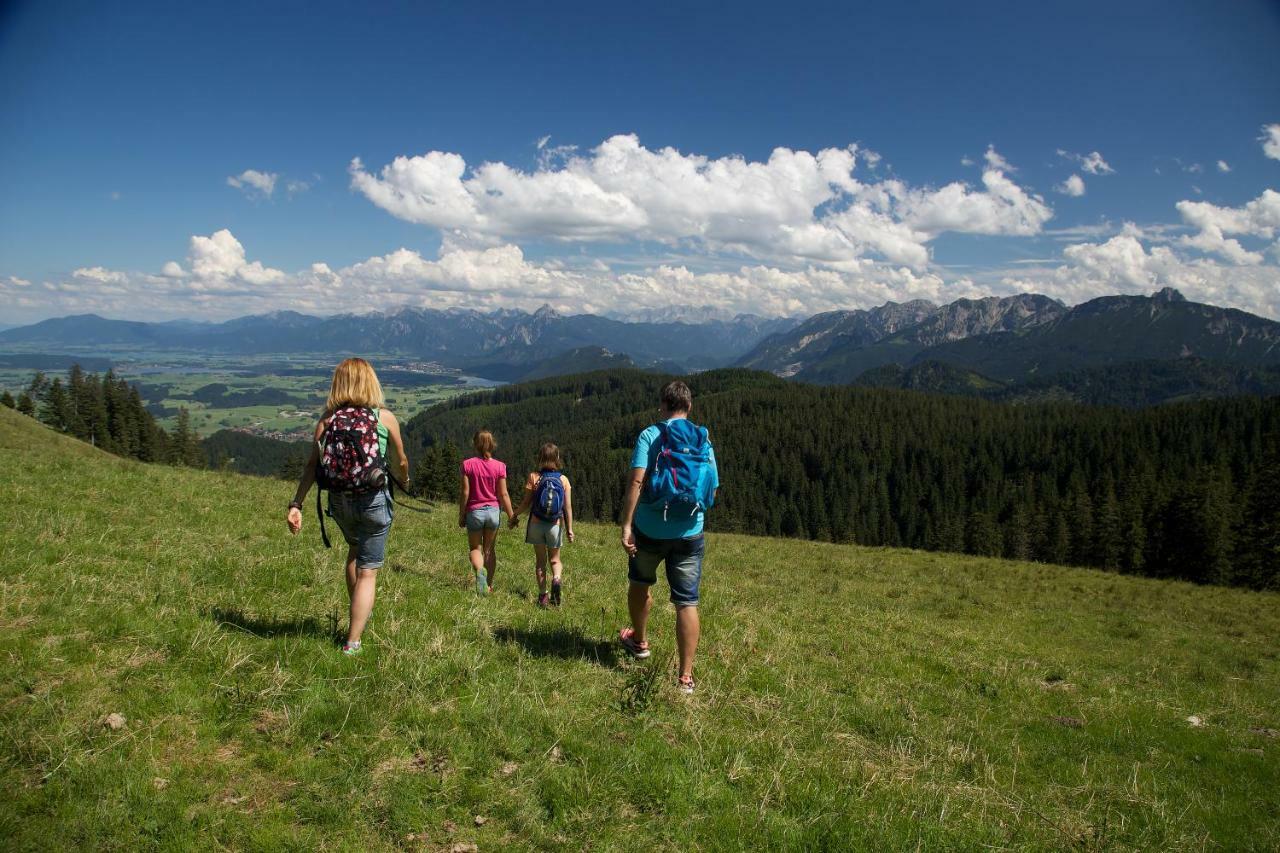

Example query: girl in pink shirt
[459,430,515,595]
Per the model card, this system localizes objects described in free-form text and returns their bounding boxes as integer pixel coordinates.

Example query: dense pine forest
[5,367,201,467]
[404,369,1280,590]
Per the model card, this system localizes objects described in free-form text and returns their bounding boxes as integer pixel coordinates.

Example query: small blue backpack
[644,419,716,520]
[532,470,566,522]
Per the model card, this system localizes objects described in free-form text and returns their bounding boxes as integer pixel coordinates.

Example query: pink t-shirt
[462,456,507,510]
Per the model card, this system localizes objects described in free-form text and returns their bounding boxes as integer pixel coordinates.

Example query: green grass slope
[1,406,1278,850]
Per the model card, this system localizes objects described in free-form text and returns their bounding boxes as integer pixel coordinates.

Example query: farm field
[0,351,484,439]
[1,407,1278,850]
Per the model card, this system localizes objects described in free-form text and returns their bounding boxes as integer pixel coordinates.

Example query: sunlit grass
[0,407,1277,850]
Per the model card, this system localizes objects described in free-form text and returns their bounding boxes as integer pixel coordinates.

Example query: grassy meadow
[1,406,1278,850]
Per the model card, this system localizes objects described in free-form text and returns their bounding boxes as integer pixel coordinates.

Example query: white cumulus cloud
[188,229,287,286]
[1261,124,1280,160]
[73,266,128,284]
[1217,160,1231,173]
[1175,189,1280,264]
[350,134,1054,272]
[1056,174,1086,197]
[983,145,1015,172]
[1000,231,1280,319]
[227,169,279,198]
[1058,149,1114,175]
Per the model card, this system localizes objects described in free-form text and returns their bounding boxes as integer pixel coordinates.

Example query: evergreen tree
[276,454,308,483]
[38,378,72,432]
[171,408,203,468]
[1232,439,1280,589]
[1094,483,1122,570]
[966,511,1002,557]
[26,371,49,403]
[65,364,89,440]
[1,391,14,409]
[16,392,35,417]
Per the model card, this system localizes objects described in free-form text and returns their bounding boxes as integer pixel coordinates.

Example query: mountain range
[0,306,794,374]
[735,288,1280,396]
[4,288,1280,405]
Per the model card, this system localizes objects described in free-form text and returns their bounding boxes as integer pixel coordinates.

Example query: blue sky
[1,0,1278,323]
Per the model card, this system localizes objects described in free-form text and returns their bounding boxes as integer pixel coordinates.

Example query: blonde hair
[536,442,561,470]
[473,430,496,457]
[325,358,385,413]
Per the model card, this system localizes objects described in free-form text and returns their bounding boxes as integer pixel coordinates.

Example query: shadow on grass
[493,625,619,667]
[208,606,343,645]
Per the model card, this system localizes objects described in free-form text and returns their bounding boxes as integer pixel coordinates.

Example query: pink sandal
[618,627,651,659]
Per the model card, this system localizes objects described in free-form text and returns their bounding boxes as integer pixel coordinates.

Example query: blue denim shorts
[327,489,393,569]
[524,516,564,548]
[628,528,704,606]
[466,505,501,531]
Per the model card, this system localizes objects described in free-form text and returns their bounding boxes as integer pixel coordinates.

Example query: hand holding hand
[509,515,520,530]
[458,515,467,529]
[286,506,302,535]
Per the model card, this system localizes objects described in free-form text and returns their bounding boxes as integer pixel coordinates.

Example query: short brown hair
[660,380,692,414]
[536,442,561,470]
[326,358,385,413]
[473,430,496,456]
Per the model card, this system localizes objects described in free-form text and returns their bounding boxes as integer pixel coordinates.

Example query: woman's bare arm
[286,419,325,534]
[511,472,535,519]
[498,476,516,519]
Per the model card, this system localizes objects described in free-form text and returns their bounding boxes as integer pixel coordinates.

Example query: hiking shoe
[618,627,650,659]
[550,580,562,607]
[537,592,550,608]
[342,642,362,656]
[475,572,489,596]
[677,674,695,694]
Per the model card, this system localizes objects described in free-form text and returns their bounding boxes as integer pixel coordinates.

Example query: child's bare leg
[483,527,498,587]
[533,544,548,593]
[548,547,563,583]
[467,530,485,575]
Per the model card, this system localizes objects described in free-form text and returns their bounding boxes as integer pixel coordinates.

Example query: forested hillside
[405,369,1280,589]
[853,358,1280,407]
[5,366,200,466]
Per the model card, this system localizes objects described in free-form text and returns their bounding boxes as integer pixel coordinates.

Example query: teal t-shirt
[630,418,719,539]
[371,407,388,457]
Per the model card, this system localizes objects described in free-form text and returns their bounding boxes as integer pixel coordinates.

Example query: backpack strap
[316,489,331,549]
[386,472,434,513]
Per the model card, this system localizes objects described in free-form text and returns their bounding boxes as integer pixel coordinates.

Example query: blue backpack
[532,470,566,522]
[644,419,716,520]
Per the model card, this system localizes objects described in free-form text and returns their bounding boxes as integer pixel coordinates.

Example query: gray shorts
[327,489,393,569]
[524,516,564,548]
[466,505,501,531]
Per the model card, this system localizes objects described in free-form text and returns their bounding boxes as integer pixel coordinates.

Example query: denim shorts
[524,516,564,548]
[327,489,393,569]
[466,505,501,531]
[628,528,704,606]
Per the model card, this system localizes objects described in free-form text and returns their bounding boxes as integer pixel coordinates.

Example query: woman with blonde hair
[510,442,575,607]
[286,358,410,655]
[460,430,515,594]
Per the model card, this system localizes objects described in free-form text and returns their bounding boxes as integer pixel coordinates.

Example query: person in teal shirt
[618,380,719,694]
